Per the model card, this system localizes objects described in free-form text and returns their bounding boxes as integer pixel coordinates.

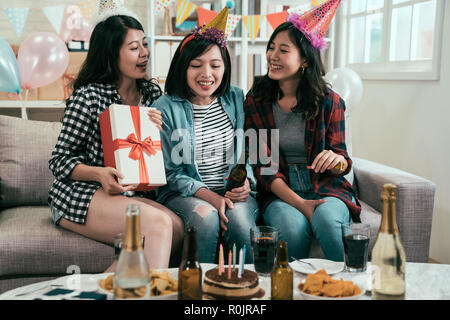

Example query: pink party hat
[287,0,341,50]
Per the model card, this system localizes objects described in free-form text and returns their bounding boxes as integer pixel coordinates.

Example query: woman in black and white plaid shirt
[48,14,183,271]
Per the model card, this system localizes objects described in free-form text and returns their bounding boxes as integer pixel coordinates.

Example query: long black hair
[72,15,161,95]
[165,34,231,100]
[250,22,329,120]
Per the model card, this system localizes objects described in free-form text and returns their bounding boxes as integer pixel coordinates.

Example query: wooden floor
[429,258,440,263]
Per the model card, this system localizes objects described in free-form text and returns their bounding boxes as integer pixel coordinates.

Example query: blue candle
[238,248,243,278]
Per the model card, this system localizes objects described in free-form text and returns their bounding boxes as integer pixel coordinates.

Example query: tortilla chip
[99,269,178,297]
[99,274,114,293]
[149,269,178,296]
[299,269,361,298]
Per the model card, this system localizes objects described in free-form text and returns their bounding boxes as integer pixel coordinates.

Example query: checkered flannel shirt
[48,82,162,224]
[244,87,361,222]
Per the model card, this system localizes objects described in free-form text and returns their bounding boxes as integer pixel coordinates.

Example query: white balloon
[325,68,363,113]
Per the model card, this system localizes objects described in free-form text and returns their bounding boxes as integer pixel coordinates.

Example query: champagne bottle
[114,204,150,300]
[271,241,293,300]
[178,226,202,300]
[371,184,406,300]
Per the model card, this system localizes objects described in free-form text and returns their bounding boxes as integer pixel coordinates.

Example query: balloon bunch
[0,33,69,100]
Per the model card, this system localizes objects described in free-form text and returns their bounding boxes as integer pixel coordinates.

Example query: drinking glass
[250,226,279,276]
[341,223,370,272]
[114,233,145,261]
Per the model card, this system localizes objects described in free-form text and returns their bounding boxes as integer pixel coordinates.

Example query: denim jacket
[152,85,257,204]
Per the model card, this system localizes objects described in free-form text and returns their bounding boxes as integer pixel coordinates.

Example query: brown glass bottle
[271,241,293,300]
[178,226,202,300]
[225,150,248,191]
[371,184,406,300]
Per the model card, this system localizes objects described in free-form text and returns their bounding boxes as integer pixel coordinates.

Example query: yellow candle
[219,244,223,275]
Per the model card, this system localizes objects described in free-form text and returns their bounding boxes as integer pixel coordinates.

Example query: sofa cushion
[0,115,61,208]
[358,200,381,252]
[0,206,113,276]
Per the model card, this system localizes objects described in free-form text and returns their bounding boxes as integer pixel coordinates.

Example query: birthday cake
[203,268,261,300]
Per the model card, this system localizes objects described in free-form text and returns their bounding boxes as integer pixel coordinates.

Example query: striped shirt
[193,99,234,192]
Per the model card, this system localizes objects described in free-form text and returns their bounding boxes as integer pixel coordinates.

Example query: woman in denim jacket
[152,20,259,263]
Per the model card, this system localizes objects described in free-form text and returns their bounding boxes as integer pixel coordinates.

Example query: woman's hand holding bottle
[224,178,251,203]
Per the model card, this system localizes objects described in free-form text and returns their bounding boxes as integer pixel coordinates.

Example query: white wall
[350,3,450,263]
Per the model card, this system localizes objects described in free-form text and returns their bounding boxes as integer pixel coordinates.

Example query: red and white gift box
[99,104,166,191]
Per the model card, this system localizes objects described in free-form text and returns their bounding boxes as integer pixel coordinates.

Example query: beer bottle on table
[371,184,406,300]
[225,150,248,192]
[271,241,293,300]
[114,204,150,300]
[178,226,202,300]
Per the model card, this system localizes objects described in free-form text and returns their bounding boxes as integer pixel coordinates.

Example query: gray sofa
[0,115,183,294]
[0,114,435,294]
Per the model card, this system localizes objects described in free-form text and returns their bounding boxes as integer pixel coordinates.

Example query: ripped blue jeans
[263,165,352,261]
[165,193,259,263]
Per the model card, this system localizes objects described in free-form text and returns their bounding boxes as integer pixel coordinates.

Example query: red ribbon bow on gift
[112,106,162,184]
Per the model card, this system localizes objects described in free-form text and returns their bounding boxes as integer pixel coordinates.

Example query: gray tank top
[272,102,307,164]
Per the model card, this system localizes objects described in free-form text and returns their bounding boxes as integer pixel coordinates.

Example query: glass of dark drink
[250,226,279,276]
[114,233,145,261]
[341,223,370,272]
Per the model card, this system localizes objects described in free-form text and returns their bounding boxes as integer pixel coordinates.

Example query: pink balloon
[18,32,69,90]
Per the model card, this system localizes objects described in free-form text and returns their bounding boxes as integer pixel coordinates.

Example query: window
[338,0,445,80]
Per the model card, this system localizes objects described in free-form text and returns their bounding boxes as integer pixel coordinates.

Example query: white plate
[289,258,344,275]
[97,269,178,300]
[297,279,365,300]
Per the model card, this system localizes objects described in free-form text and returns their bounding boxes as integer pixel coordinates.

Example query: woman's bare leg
[134,197,184,263]
[59,188,177,271]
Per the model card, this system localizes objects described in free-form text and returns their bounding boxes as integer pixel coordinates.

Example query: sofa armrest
[353,157,435,262]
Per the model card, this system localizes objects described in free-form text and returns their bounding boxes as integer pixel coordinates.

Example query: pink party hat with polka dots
[287,0,341,50]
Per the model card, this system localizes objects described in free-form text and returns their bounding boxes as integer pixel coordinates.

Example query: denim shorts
[50,202,64,226]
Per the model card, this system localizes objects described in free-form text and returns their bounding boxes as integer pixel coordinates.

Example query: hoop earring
[300,66,305,75]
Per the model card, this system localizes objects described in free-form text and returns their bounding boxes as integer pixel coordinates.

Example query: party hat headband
[180,7,229,52]
[287,0,341,50]
[92,0,139,26]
